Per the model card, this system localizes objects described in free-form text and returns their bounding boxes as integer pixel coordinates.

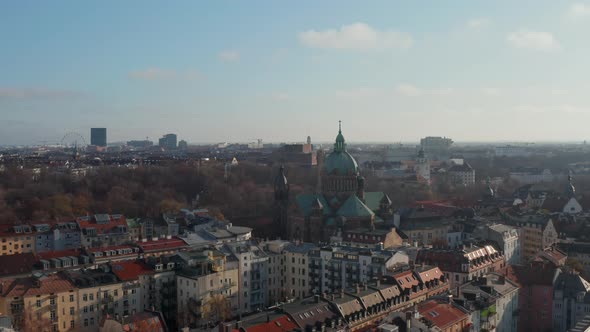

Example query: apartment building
[0,274,78,332]
[176,249,239,329]
[0,224,35,256]
[416,244,505,290]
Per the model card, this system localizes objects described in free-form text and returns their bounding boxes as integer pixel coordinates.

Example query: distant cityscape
[0,122,590,332]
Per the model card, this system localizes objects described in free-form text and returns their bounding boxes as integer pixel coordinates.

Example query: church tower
[273,165,290,239]
[415,148,430,184]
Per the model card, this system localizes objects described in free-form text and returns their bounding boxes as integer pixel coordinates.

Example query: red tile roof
[1,274,76,297]
[86,245,137,254]
[137,237,188,253]
[38,249,83,261]
[111,261,154,281]
[0,253,38,277]
[418,299,469,330]
[243,315,298,332]
[393,270,420,290]
[502,264,556,287]
[76,214,127,235]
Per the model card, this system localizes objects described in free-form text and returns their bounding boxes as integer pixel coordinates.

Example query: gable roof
[296,194,331,216]
[337,195,374,218]
[0,253,38,278]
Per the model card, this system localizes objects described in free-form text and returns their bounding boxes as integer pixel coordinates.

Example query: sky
[2,1,590,145]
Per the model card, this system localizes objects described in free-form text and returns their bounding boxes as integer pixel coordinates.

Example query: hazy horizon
[3,1,590,145]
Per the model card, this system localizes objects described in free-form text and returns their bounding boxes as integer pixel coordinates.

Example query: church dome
[324,122,359,175]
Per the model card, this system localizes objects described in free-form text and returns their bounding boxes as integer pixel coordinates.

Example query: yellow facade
[0,234,35,256]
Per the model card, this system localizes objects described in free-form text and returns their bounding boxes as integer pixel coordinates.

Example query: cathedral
[280,122,394,243]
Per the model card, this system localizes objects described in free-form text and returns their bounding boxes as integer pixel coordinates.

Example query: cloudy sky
[2,1,590,145]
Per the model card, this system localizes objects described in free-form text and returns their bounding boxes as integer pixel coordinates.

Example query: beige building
[284,242,315,300]
[0,224,36,256]
[176,249,239,329]
[515,216,558,260]
[0,274,78,332]
[66,269,143,331]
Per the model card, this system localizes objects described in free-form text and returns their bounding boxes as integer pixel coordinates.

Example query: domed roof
[324,122,359,175]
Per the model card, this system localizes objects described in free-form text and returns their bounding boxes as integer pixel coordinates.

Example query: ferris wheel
[60,131,87,148]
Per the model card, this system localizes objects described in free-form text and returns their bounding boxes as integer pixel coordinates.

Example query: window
[114,290,118,297]
[70,294,74,302]
[84,319,88,327]
[90,318,94,325]
[36,300,41,308]
[89,294,94,301]
[70,307,75,315]
[83,294,87,301]
[70,320,75,328]
[83,306,88,313]
[50,298,56,305]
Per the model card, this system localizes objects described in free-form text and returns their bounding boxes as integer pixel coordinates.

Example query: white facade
[510,168,554,184]
[564,198,583,214]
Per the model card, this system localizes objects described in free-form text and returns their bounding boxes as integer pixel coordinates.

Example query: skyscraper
[158,133,177,150]
[90,128,107,147]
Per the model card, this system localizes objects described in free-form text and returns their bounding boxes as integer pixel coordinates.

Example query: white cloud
[395,84,422,97]
[128,68,177,80]
[568,3,590,20]
[218,50,240,62]
[298,22,413,51]
[0,87,83,100]
[507,29,561,51]
[467,18,491,29]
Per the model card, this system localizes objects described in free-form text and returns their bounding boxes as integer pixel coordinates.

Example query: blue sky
[2,1,590,145]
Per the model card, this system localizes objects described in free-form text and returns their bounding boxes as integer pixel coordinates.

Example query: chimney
[413,303,419,319]
[376,279,381,287]
[448,294,453,304]
[356,284,360,294]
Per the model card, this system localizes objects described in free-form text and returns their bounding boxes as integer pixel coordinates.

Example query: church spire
[334,120,346,152]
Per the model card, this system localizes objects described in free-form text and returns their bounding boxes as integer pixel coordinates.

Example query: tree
[202,294,232,325]
[20,303,52,332]
[566,258,585,273]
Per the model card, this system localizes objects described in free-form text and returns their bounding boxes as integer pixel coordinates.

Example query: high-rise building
[90,128,107,147]
[158,134,177,150]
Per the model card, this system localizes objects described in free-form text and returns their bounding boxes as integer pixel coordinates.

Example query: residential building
[66,269,142,331]
[553,270,590,332]
[284,242,316,300]
[417,298,471,332]
[456,272,519,332]
[0,274,78,332]
[416,245,505,290]
[308,245,409,294]
[0,224,35,256]
[176,249,239,329]
[514,215,558,261]
[448,162,475,186]
[32,221,81,253]
[473,223,521,265]
[76,214,130,248]
[221,243,269,313]
[504,264,558,332]
[557,242,590,277]
[137,236,189,258]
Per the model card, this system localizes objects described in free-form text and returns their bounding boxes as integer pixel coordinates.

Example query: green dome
[324,121,359,175]
[325,150,359,175]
